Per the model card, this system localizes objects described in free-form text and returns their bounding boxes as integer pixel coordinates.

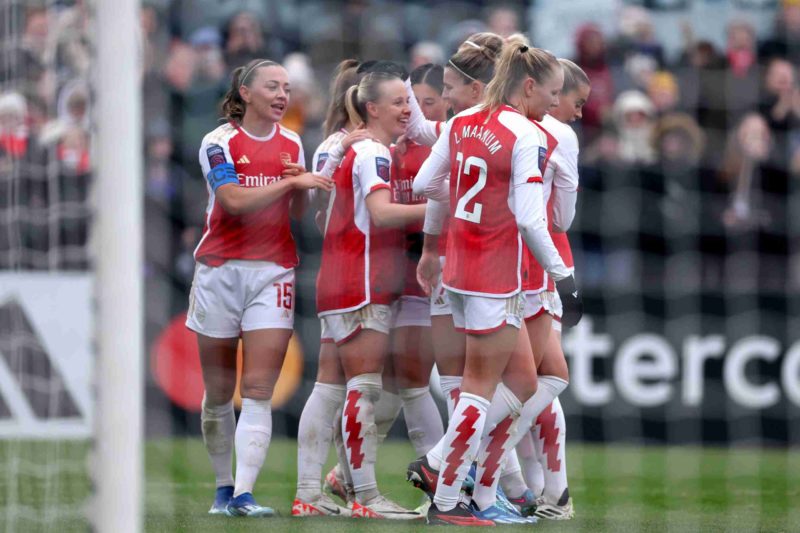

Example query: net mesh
[0,1,93,530]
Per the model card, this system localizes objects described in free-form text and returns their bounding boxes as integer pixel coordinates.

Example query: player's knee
[239,378,274,401]
[204,379,236,406]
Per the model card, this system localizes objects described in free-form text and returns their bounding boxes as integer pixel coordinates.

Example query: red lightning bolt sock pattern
[439,375,462,420]
[342,373,382,502]
[432,392,489,512]
[537,396,569,504]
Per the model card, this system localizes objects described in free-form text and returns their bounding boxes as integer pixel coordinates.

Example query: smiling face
[365,77,410,140]
[552,82,591,123]
[443,66,483,114]
[412,81,448,122]
[239,64,290,124]
[523,67,564,122]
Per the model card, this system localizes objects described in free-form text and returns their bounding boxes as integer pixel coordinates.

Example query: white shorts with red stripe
[393,295,431,328]
[186,260,294,338]
[551,291,563,332]
[430,256,452,316]
[320,319,333,344]
[448,290,525,335]
[320,304,394,345]
[523,290,558,322]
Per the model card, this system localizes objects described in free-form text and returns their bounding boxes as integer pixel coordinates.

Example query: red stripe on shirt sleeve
[369,183,391,193]
[527,176,543,184]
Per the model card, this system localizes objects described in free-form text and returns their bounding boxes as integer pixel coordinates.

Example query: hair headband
[463,40,481,49]
[448,59,476,82]
[240,60,273,86]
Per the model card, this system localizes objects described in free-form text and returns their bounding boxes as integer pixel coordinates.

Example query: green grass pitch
[1,438,798,531]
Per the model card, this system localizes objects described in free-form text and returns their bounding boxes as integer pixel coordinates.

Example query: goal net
[0,0,141,531]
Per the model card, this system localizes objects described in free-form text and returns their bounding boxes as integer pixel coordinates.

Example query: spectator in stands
[759,0,800,64]
[164,26,227,164]
[574,24,614,142]
[612,90,656,166]
[222,11,269,69]
[409,41,445,70]
[725,20,760,120]
[0,92,31,161]
[648,71,680,116]
[281,52,324,137]
[720,113,772,230]
[759,57,800,169]
[485,5,520,38]
[610,6,664,68]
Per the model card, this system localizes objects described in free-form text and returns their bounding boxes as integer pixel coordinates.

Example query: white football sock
[517,431,544,495]
[342,373,382,503]
[332,408,354,491]
[500,449,529,499]
[438,375,462,419]
[399,386,444,457]
[507,376,568,451]
[200,395,235,488]
[536,397,569,504]
[472,384,522,511]
[432,392,490,512]
[233,398,272,497]
[296,382,345,501]
[374,389,402,444]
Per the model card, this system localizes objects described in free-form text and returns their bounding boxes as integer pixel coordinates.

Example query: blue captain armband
[206,163,239,191]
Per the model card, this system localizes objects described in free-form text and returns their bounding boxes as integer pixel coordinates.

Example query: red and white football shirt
[392,140,430,298]
[523,115,579,293]
[437,105,548,297]
[194,122,304,268]
[317,139,404,314]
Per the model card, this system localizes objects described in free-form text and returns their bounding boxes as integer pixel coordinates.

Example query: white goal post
[94,0,143,531]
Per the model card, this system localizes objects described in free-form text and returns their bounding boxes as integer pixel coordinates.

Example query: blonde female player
[513,58,592,520]
[187,59,333,517]
[315,71,428,520]
[387,63,449,461]
[292,59,374,517]
[405,33,537,509]
[410,40,582,525]
[405,32,504,419]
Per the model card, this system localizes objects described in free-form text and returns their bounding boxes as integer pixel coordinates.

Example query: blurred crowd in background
[1,0,798,343]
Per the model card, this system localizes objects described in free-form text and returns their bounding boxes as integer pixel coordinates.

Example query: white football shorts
[186,259,295,338]
[321,304,394,345]
[448,290,525,335]
[430,256,452,316]
[394,295,431,328]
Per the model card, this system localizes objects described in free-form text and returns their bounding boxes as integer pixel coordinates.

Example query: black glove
[555,275,583,328]
[406,231,423,262]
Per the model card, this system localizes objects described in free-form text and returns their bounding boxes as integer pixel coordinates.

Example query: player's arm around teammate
[187,59,332,518]
[315,72,426,519]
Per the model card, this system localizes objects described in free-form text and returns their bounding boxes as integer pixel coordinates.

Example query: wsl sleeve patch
[206,144,228,168]
[316,153,329,172]
[375,156,391,182]
[538,145,548,173]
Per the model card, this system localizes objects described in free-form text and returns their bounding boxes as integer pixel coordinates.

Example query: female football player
[188,59,333,517]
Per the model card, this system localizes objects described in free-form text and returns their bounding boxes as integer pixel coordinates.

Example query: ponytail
[483,36,559,112]
[344,84,363,126]
[344,71,400,126]
[220,58,279,123]
[323,59,360,137]
[447,32,504,84]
